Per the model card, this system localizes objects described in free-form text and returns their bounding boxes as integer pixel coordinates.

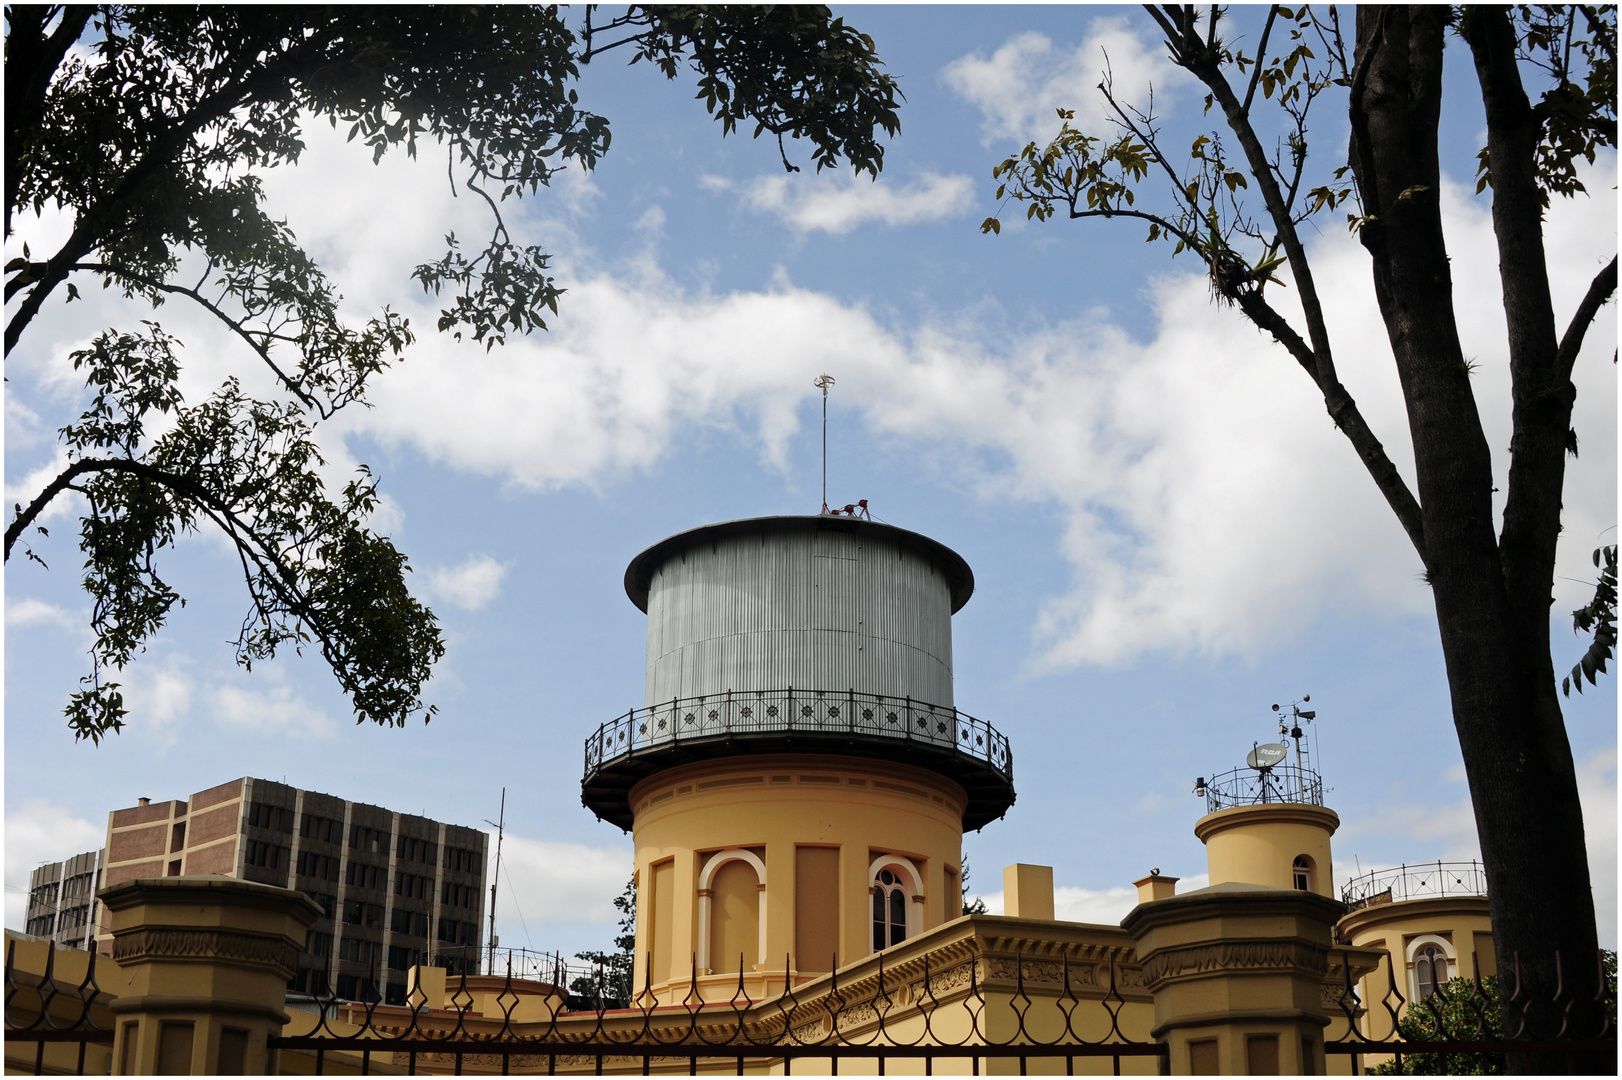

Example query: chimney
[137,797,151,807]
[1002,864,1055,920]
[1133,871,1179,904]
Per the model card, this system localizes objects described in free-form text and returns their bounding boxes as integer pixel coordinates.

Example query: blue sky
[5,7,1616,955]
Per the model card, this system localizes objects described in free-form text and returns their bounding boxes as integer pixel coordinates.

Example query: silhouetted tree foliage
[961,857,988,916]
[570,876,636,1010]
[3,5,900,741]
[980,5,1616,1064]
[1374,952,1616,1075]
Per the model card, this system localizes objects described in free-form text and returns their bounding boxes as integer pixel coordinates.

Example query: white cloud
[972,873,1210,926]
[489,834,632,950]
[212,681,336,740]
[4,450,77,529]
[424,553,509,611]
[1577,748,1617,947]
[5,395,50,447]
[942,20,1184,146]
[334,159,1614,666]
[709,172,976,235]
[9,109,1612,675]
[5,799,106,932]
[91,656,199,749]
[5,597,78,632]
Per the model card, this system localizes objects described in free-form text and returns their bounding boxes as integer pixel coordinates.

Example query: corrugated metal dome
[626,515,973,706]
[582,516,1015,831]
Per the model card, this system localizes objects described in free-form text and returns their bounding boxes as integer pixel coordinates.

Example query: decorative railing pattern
[430,945,590,986]
[1324,947,1615,1072]
[1341,860,1489,911]
[1202,763,1322,812]
[274,948,1164,1074]
[583,688,1012,781]
[8,936,1613,1075]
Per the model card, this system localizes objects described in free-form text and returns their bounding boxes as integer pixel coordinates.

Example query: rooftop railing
[1200,763,1323,813]
[583,688,1012,782]
[1340,859,1489,911]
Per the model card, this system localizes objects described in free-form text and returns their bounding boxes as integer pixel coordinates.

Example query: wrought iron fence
[1200,763,1322,811]
[2,938,113,1076]
[1324,947,1616,1073]
[1341,859,1489,911]
[8,934,1616,1075]
[269,948,1165,1075]
[584,688,1013,779]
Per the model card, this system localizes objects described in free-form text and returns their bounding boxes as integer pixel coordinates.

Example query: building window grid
[246,840,290,870]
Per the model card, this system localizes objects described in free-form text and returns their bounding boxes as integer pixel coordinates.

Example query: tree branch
[1233,290,1428,560]
[6,457,94,560]
[68,262,324,415]
[4,454,347,677]
[1558,255,1618,381]
[1150,8,1425,564]
[1242,7,1280,115]
[5,5,93,238]
[5,24,339,356]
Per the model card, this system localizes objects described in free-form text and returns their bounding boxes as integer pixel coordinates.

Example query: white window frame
[1405,933,1456,1003]
[868,853,924,948]
[696,848,767,975]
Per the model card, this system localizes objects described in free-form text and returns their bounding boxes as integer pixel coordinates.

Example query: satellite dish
[1247,743,1289,769]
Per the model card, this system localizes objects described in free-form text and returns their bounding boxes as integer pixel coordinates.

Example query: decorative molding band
[1321,979,1363,1010]
[111,928,300,975]
[1151,1006,1331,1040]
[107,993,290,1024]
[1139,940,1329,987]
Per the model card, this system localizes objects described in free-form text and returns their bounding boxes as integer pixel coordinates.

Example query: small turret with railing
[1340,859,1489,912]
[1192,697,1323,813]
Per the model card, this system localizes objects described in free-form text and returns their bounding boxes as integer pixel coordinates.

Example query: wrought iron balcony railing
[583,688,1012,781]
[1201,763,1323,813]
[1341,860,1489,911]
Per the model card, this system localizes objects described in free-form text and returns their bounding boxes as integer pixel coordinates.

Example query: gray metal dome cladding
[625,517,974,707]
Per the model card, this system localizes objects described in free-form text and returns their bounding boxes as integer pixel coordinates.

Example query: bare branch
[1232,290,1429,560]
[1558,255,1618,381]
[69,262,324,415]
[6,458,94,560]
[1065,206,1203,251]
[1243,7,1281,114]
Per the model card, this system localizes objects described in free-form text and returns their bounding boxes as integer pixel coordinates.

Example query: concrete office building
[24,849,103,950]
[96,777,489,1004]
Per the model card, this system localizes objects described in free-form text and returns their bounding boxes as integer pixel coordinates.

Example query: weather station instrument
[1192,695,1325,811]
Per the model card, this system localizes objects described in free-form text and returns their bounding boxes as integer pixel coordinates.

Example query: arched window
[1292,856,1311,891]
[696,849,767,975]
[1415,944,1448,1000]
[872,869,907,951]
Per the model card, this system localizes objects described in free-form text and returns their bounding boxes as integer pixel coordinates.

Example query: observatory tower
[581,516,1015,1002]
[1190,701,1337,896]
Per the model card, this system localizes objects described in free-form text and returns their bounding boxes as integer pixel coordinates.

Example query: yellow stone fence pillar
[100,875,320,1075]
[1122,884,1350,1075]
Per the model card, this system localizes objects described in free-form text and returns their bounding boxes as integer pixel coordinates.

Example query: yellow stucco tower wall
[1194,802,1339,896]
[629,753,966,1003]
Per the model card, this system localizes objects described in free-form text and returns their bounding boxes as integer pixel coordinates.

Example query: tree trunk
[1350,8,1603,1069]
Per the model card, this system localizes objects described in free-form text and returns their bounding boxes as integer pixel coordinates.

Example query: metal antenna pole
[813,374,835,512]
[486,788,505,976]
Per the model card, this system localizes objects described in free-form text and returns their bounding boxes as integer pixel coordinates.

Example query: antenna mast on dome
[814,374,835,513]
